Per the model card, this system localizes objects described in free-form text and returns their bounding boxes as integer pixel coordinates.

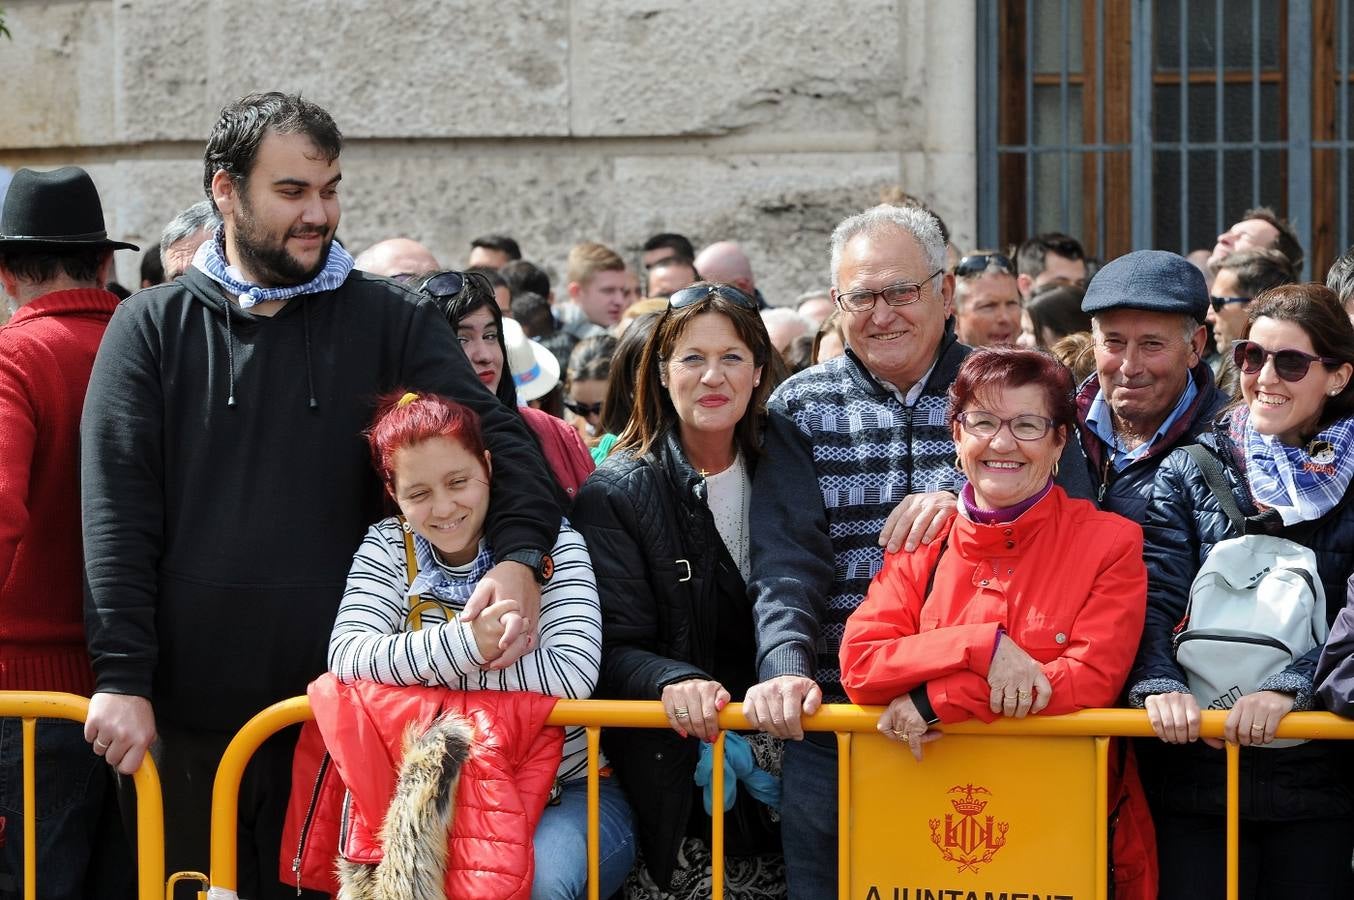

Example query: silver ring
[94,739,110,751]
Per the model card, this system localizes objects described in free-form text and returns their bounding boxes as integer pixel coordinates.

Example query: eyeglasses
[668,283,758,310]
[563,399,603,418]
[955,410,1057,441]
[835,270,943,313]
[954,254,1016,278]
[1231,340,1342,382]
[1209,295,1251,312]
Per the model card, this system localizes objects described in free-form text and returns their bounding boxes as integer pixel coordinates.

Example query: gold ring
[1250,724,1265,734]
[890,728,907,737]
[94,739,110,751]
[673,707,690,718]
[1017,690,1031,699]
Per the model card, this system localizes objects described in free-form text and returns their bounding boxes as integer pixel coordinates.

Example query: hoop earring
[1052,460,1060,478]
[954,456,964,472]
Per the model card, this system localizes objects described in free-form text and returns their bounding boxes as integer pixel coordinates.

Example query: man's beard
[233,195,332,287]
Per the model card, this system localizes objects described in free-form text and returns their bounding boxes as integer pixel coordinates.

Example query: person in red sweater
[839,347,1156,900]
[0,167,138,899]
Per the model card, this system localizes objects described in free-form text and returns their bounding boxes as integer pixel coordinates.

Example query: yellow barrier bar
[586,726,600,900]
[711,732,725,900]
[206,699,1354,897]
[21,717,34,900]
[209,696,313,893]
[1094,736,1109,900]
[0,692,165,900]
[1226,740,1240,900]
[836,731,851,900]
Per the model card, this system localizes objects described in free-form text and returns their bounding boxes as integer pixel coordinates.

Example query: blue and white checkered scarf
[406,535,495,606]
[191,228,354,309]
[1236,404,1354,525]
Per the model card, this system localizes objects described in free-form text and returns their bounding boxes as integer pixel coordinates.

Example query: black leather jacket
[572,430,763,887]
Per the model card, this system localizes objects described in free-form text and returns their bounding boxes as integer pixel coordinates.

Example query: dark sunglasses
[563,399,604,418]
[1231,340,1342,382]
[1209,295,1250,312]
[668,283,758,310]
[954,253,1016,278]
[418,270,493,299]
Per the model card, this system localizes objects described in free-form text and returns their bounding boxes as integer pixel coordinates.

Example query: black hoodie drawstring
[302,300,318,410]
[220,296,237,408]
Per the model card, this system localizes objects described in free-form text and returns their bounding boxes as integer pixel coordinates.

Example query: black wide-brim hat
[0,166,139,252]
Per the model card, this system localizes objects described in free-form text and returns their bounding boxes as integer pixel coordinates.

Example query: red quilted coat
[280,674,563,899]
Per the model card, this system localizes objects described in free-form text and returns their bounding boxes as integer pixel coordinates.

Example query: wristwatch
[501,548,555,584]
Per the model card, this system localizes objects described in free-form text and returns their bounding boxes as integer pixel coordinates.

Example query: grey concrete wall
[0,0,977,302]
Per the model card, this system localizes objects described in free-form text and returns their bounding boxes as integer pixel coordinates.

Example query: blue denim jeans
[0,718,133,900]
[532,776,636,900]
[780,733,838,900]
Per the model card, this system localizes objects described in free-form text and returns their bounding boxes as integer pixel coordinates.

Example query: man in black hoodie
[79,92,560,899]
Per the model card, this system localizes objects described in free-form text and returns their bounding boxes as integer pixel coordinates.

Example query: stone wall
[0,0,977,302]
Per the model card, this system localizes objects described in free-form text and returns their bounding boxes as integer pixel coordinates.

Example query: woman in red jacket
[839,347,1155,898]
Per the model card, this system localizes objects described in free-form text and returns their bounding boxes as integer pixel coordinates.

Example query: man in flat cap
[1073,249,1229,519]
[0,166,137,899]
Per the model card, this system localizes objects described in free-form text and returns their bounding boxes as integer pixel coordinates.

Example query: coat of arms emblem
[928,783,1009,873]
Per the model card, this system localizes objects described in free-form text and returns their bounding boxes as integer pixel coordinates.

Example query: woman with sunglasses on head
[571,283,786,898]
[1127,283,1354,898]
[839,347,1156,899]
[414,270,594,503]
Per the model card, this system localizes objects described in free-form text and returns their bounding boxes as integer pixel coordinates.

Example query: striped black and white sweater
[749,339,970,703]
[329,517,601,782]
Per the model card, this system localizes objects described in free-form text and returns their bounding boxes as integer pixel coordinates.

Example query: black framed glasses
[1209,295,1250,312]
[668,283,758,310]
[835,270,943,313]
[955,410,1057,441]
[954,254,1015,278]
[563,399,603,418]
[1231,340,1342,383]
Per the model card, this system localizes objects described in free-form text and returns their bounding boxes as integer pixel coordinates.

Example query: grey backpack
[1173,446,1328,745]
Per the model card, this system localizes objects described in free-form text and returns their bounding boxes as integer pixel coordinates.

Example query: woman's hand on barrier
[986,637,1052,718]
[470,597,522,664]
[1225,690,1296,747]
[877,694,943,762]
[661,679,730,742]
[878,491,958,553]
[742,675,823,740]
[85,692,157,775]
[465,560,542,669]
[1143,691,1216,746]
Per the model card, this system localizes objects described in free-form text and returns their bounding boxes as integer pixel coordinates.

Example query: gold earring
[954,456,963,471]
[1052,460,1060,477]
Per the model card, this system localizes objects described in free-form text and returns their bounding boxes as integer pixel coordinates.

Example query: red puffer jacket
[280,674,563,899]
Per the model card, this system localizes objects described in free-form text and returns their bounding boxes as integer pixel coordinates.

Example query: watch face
[540,554,555,581]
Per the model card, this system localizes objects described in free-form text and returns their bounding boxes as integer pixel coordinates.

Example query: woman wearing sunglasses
[571,283,785,898]
[1127,283,1354,898]
[414,270,594,503]
[838,347,1155,899]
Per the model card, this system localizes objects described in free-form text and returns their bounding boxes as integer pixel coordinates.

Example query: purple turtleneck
[962,478,1055,525]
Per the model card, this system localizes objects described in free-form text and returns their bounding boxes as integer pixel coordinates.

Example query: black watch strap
[501,548,554,584]
[910,685,941,726]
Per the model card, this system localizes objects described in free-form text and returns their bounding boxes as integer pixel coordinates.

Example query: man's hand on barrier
[662,678,730,742]
[877,694,944,762]
[879,491,958,554]
[742,675,822,740]
[987,636,1051,718]
[1143,691,1219,747]
[85,692,157,775]
[464,560,541,669]
[1225,690,1296,747]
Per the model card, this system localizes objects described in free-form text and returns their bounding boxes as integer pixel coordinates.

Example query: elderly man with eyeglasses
[1073,250,1229,521]
[741,204,969,896]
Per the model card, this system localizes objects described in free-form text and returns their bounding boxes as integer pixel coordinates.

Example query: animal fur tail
[337,713,474,900]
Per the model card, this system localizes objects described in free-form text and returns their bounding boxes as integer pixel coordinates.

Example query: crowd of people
[7,89,1354,900]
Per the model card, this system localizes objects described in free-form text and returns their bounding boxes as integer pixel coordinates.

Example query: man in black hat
[1072,249,1229,520]
[0,166,137,899]
[79,92,560,899]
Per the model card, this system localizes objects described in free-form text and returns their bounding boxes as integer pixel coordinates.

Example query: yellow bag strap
[399,516,455,631]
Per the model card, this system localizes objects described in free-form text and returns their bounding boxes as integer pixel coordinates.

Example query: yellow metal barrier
[0,692,165,900]
[207,700,1354,900]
